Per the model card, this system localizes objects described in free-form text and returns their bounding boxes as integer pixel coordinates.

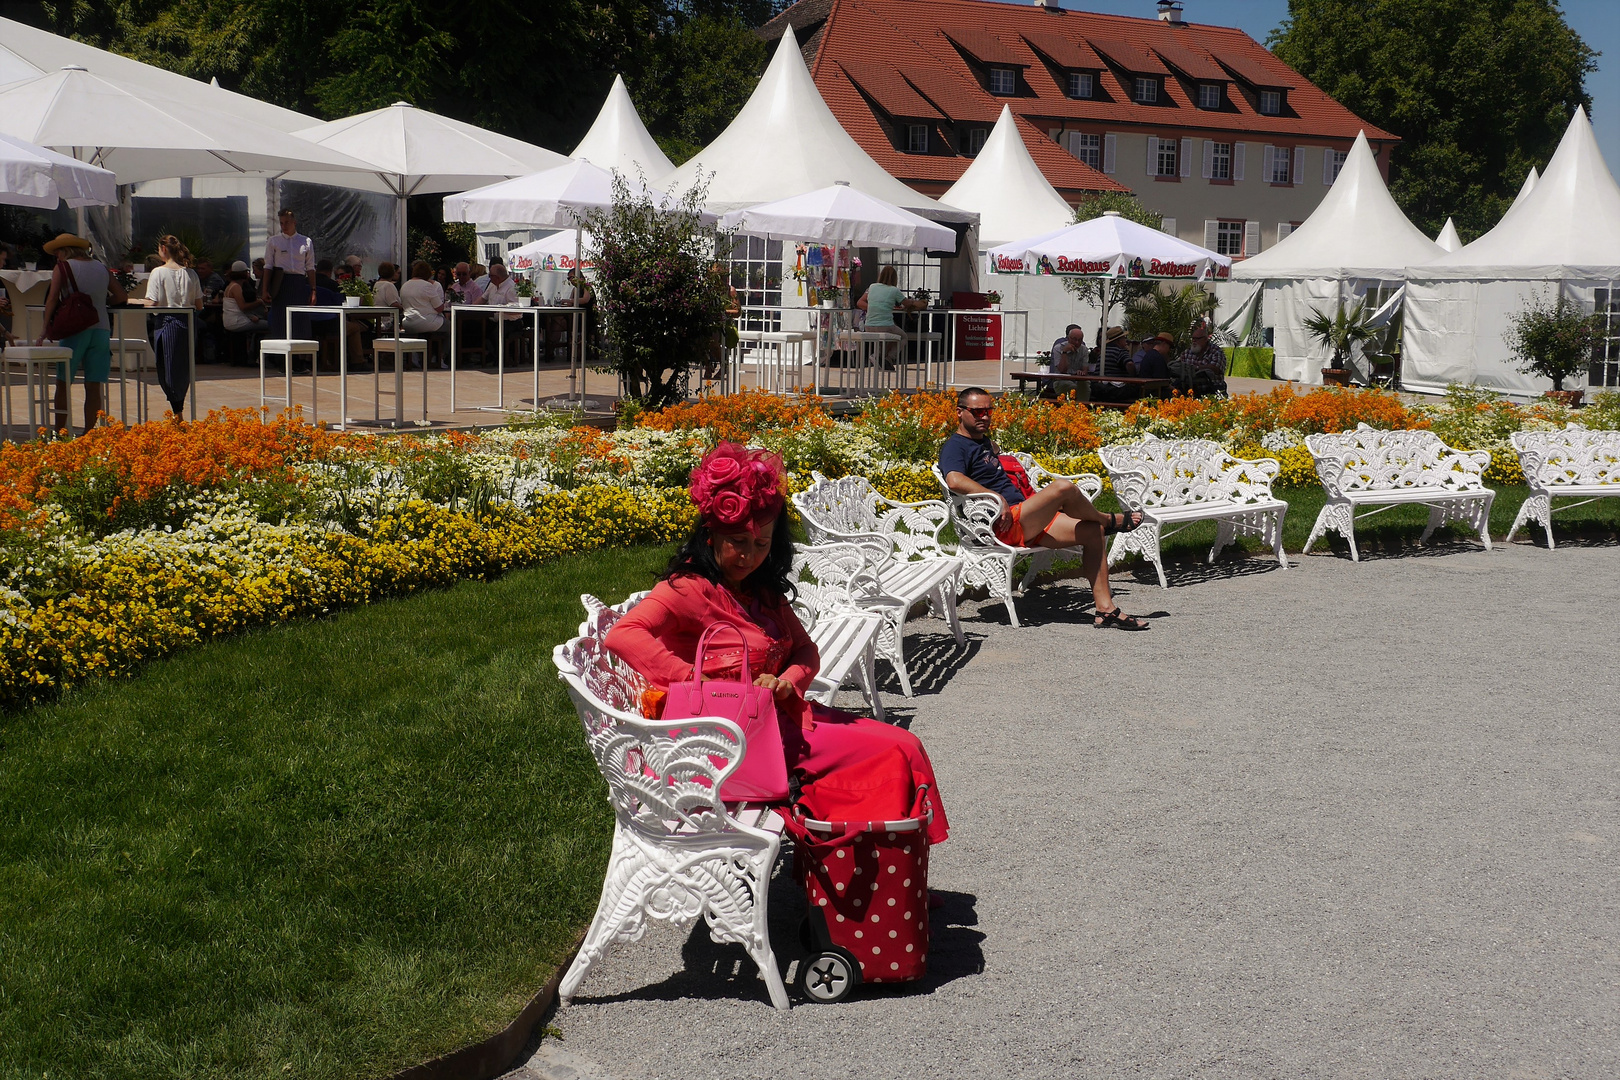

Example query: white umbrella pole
[574,227,584,402]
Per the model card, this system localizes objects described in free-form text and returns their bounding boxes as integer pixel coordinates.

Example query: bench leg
[1110,521,1166,586]
[1017,548,1055,593]
[1270,506,1289,569]
[1508,492,1552,548]
[933,579,965,645]
[877,611,913,697]
[558,823,641,1006]
[1306,501,1357,561]
[858,636,885,723]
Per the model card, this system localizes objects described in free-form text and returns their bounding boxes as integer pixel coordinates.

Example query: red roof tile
[840,61,945,120]
[938,27,1028,67]
[1019,31,1104,72]
[1085,36,1170,76]
[1205,42,1300,88]
[1149,40,1228,83]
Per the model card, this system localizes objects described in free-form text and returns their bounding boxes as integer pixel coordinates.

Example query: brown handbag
[46,261,99,341]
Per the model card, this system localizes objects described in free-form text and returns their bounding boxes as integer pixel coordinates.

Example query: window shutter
[1262,145,1275,182]
[1103,133,1116,174]
[1233,142,1245,181]
[1278,222,1294,243]
[1244,220,1260,255]
[1180,138,1193,177]
[1063,131,1078,158]
[1161,216,1177,237]
[1202,140,1214,179]
[1204,220,1219,250]
[1293,146,1306,185]
[1146,136,1159,175]
[1323,148,1335,185]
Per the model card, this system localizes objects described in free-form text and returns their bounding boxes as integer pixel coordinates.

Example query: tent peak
[61,64,86,71]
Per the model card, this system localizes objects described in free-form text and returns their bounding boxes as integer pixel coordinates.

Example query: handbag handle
[689,621,751,688]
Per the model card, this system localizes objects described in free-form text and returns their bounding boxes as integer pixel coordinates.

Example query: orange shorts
[993,502,1049,547]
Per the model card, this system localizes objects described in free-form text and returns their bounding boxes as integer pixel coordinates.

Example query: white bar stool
[371,337,430,422]
[258,339,321,424]
[108,338,152,424]
[2,345,72,439]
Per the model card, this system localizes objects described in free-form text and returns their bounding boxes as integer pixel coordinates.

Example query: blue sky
[992,0,1620,170]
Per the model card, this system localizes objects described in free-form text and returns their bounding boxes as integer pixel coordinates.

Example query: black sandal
[1093,606,1149,631]
[1103,511,1144,536]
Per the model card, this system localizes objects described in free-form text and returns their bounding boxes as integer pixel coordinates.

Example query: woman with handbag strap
[604,443,950,845]
[36,233,127,435]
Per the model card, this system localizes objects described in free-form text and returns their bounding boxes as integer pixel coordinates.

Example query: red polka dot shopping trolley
[782,783,934,1004]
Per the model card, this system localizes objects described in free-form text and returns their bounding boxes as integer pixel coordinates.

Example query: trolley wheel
[798,949,861,1004]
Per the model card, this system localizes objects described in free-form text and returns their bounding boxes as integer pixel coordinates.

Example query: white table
[449,304,583,412]
[283,304,408,430]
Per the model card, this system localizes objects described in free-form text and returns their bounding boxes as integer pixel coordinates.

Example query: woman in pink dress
[604,443,950,845]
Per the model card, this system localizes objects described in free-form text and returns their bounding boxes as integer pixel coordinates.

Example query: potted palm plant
[1505,291,1603,406]
[1303,300,1375,386]
[1123,283,1216,353]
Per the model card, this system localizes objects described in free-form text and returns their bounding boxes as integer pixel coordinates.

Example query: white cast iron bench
[1100,437,1288,588]
[930,454,1102,626]
[1303,425,1493,561]
[1507,428,1620,548]
[791,544,887,721]
[554,592,791,1010]
[793,475,963,696]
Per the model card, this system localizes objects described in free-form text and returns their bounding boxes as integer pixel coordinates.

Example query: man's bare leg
[1015,478,1138,537]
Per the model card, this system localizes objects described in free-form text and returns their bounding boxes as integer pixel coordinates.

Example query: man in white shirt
[264,208,316,331]
[478,259,526,355]
[449,262,483,305]
[372,262,401,310]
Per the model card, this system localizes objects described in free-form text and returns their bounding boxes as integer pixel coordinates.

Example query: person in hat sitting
[1130,332,1175,380]
[35,233,128,434]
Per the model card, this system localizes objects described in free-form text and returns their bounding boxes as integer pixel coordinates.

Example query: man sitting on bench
[939,387,1149,631]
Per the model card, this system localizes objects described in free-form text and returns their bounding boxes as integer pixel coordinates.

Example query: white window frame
[1160,216,1177,238]
[1293,145,1306,186]
[1244,220,1261,255]
[1591,288,1620,387]
[1210,219,1245,257]
[721,234,785,332]
[1103,133,1117,174]
[1204,140,1231,180]
[1233,142,1246,181]
[967,127,988,156]
[989,68,1017,95]
[1135,77,1158,104]
[1259,90,1282,115]
[1068,71,1093,99]
[1277,222,1298,243]
[1324,148,1348,185]
[1266,144,1291,184]
[1147,135,1178,177]
[907,124,929,153]
[1067,131,1101,170]
[1197,83,1221,109]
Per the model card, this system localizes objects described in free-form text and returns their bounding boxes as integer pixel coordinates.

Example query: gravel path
[514,540,1620,1080]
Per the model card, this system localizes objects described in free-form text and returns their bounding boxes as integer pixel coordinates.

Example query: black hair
[1065,323,1081,334]
[662,506,796,602]
[956,385,991,407]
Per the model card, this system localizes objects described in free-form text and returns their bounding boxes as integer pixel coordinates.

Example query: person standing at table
[134,234,202,416]
[856,265,924,363]
[264,207,316,337]
[36,233,127,434]
[0,244,15,343]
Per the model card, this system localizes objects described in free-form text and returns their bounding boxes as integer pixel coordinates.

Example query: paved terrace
[513,540,1620,1080]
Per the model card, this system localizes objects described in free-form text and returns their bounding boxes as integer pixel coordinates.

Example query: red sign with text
[954,312,1002,361]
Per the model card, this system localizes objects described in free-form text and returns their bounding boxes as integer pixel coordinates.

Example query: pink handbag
[662,622,789,803]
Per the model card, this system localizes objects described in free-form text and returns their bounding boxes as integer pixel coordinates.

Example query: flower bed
[3,384,1614,710]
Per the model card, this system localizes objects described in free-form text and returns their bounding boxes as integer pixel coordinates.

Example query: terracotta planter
[1321,368,1351,387]
[1544,388,1585,407]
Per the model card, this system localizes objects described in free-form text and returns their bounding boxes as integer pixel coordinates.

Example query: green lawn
[0,543,675,1080]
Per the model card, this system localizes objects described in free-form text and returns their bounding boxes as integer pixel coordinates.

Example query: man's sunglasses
[959,406,993,419]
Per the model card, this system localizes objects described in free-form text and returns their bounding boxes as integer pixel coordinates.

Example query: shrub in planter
[1504,290,1605,393]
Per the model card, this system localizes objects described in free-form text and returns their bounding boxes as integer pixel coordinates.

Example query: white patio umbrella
[0,66,375,185]
[0,131,116,208]
[291,102,568,268]
[988,211,1232,355]
[717,182,955,250]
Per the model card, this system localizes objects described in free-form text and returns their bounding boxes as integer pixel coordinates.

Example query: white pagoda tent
[1435,218,1462,252]
[1403,108,1620,397]
[572,75,673,179]
[662,29,968,224]
[1227,131,1440,382]
[945,105,1091,347]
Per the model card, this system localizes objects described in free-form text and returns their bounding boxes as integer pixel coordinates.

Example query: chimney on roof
[1157,0,1184,22]
[1033,0,1061,11]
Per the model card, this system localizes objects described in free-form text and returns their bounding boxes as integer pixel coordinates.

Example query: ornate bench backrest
[793,473,950,562]
[1511,429,1620,489]
[554,593,748,841]
[930,463,1007,551]
[1099,437,1279,510]
[1306,426,1485,493]
[790,543,879,629]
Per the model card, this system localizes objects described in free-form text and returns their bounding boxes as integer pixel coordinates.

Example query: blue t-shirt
[938,432,1023,505]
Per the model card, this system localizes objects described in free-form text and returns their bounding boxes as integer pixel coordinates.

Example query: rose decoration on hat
[689,442,785,531]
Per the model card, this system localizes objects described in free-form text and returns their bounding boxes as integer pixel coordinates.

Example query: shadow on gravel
[1304,533,1494,562]
[1117,555,1286,588]
[876,632,983,696]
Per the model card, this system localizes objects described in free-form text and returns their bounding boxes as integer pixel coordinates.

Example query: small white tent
[946,106,1092,347]
[1403,108,1620,396]
[1435,218,1461,253]
[661,29,967,223]
[571,75,674,180]
[1228,131,1440,382]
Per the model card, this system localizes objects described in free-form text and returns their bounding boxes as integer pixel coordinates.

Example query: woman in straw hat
[36,233,127,435]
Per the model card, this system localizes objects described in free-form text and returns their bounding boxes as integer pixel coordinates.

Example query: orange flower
[637,389,830,442]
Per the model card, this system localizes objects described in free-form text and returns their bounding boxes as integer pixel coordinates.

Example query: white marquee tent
[947,105,1093,347]
[572,75,674,180]
[1435,218,1461,253]
[1403,108,1620,397]
[662,29,969,224]
[1226,131,1440,382]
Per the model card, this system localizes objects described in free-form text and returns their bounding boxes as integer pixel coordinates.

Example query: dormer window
[989,67,1017,95]
[1134,77,1159,104]
[1067,71,1093,99]
[966,127,988,155]
[907,124,929,153]
[1259,90,1282,115]
[1197,83,1222,109]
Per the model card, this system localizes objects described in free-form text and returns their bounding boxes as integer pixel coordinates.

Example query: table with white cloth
[449,303,583,412]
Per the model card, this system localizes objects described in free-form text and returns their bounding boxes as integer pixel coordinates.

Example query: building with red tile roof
[759,0,1399,258]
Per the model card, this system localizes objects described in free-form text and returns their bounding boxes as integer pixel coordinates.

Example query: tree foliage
[38,0,777,157]
[1124,285,1217,353]
[1269,0,1595,240]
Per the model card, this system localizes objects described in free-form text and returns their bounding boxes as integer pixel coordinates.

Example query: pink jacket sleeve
[602,588,694,690]
[777,601,820,696]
